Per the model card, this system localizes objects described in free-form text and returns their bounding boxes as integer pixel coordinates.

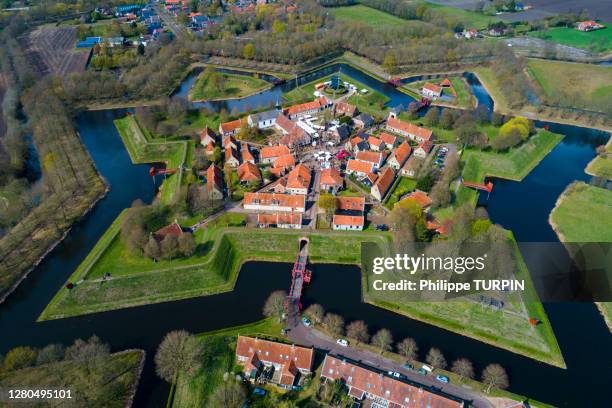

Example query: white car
[387,371,401,378]
[336,339,349,347]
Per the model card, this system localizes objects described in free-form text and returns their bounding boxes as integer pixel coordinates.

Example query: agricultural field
[330,4,416,27]
[527,27,612,53]
[18,26,89,78]
[526,59,612,114]
[190,72,272,101]
[549,182,612,243]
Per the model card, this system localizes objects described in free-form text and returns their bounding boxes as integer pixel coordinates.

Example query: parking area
[433,143,457,171]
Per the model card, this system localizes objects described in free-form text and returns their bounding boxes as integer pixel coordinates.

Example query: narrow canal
[0,64,609,407]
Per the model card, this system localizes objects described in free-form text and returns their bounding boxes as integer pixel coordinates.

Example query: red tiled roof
[346,159,374,174]
[333,214,364,227]
[356,150,384,165]
[243,192,305,209]
[368,136,383,148]
[225,147,239,164]
[440,78,452,87]
[401,190,432,208]
[365,172,378,184]
[321,356,463,408]
[237,161,261,182]
[200,127,216,142]
[379,132,396,146]
[286,164,311,190]
[285,100,320,116]
[423,82,442,94]
[336,196,365,212]
[387,117,433,141]
[261,145,290,159]
[241,143,254,162]
[273,154,296,169]
[335,101,357,116]
[416,140,433,154]
[320,168,343,187]
[257,213,302,226]
[372,167,395,197]
[206,164,223,193]
[220,119,242,134]
[391,141,412,166]
[153,220,183,240]
[275,113,295,134]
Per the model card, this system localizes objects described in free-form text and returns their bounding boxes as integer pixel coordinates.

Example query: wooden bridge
[285,238,312,326]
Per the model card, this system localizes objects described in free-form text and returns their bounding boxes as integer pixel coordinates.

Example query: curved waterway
[0,64,610,407]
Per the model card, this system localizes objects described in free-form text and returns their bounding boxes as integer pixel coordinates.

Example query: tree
[263,290,287,322]
[178,233,196,257]
[272,19,286,34]
[451,358,475,381]
[346,320,369,344]
[318,194,337,223]
[36,344,65,365]
[424,107,439,126]
[65,336,110,374]
[429,178,451,208]
[383,51,397,73]
[371,329,393,353]
[160,234,179,260]
[323,313,345,337]
[482,363,509,392]
[304,303,325,325]
[144,236,161,260]
[3,346,37,371]
[155,330,203,383]
[425,347,447,369]
[416,173,435,192]
[209,380,247,408]
[439,109,455,129]
[397,337,418,361]
[243,43,255,59]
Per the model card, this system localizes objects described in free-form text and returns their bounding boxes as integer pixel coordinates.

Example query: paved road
[288,324,495,408]
[155,4,188,39]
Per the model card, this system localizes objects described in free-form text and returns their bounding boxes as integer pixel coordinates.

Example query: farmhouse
[257,213,302,229]
[320,167,344,193]
[219,119,242,136]
[243,192,306,213]
[336,196,365,212]
[388,141,412,170]
[386,117,433,143]
[320,355,464,408]
[371,167,395,201]
[206,164,224,200]
[248,109,278,129]
[237,161,262,184]
[332,214,364,231]
[236,336,314,388]
[422,82,442,99]
[261,145,291,164]
[346,159,374,178]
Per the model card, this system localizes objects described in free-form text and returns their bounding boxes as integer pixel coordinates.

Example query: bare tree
[65,335,110,374]
[451,358,474,381]
[323,313,345,337]
[304,304,325,325]
[396,337,419,361]
[482,364,509,392]
[425,347,447,369]
[371,329,393,354]
[263,290,287,322]
[209,379,247,408]
[155,330,203,383]
[346,320,370,344]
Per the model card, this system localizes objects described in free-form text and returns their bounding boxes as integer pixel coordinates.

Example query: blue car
[253,387,266,396]
[435,375,449,384]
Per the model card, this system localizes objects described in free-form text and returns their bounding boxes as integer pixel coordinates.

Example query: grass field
[190,72,271,101]
[550,182,612,243]
[424,1,501,30]
[473,67,513,114]
[406,76,475,109]
[526,59,612,114]
[331,4,414,27]
[586,137,612,179]
[383,177,418,209]
[456,130,564,205]
[527,26,612,52]
[0,350,143,407]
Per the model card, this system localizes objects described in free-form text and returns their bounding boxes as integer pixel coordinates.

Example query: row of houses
[235,336,464,407]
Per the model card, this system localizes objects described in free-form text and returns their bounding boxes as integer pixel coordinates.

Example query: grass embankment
[363,231,565,368]
[190,72,272,102]
[0,350,144,407]
[383,177,417,209]
[527,26,612,52]
[526,58,612,115]
[586,137,612,179]
[114,115,189,205]
[405,76,475,109]
[456,130,564,206]
[472,67,513,114]
[39,215,392,320]
[596,303,612,332]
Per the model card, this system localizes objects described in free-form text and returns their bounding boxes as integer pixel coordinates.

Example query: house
[206,164,224,200]
[345,135,369,153]
[386,117,433,143]
[248,110,278,129]
[576,20,604,32]
[237,161,262,184]
[334,101,358,117]
[327,124,350,144]
[422,82,442,99]
[257,213,302,229]
[364,172,378,187]
[272,154,296,175]
[225,147,240,167]
[440,78,452,88]
[320,355,464,408]
[241,143,255,164]
[332,214,364,231]
[153,220,183,241]
[320,168,344,194]
[401,156,419,178]
[276,114,311,147]
[353,113,374,129]
[414,140,433,158]
[199,127,216,146]
[388,141,412,170]
[205,141,216,156]
[284,97,330,119]
[356,151,385,169]
[336,196,365,212]
[261,145,290,164]
[285,164,312,195]
[243,192,306,213]
[387,105,405,120]
[219,119,242,136]
[236,336,314,388]
[346,159,374,178]
[379,132,397,149]
[371,167,395,201]
[367,136,383,152]
[399,190,432,210]
[223,135,238,150]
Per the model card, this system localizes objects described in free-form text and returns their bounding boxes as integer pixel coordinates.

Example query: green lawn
[0,350,143,407]
[397,112,499,143]
[586,137,612,179]
[190,72,271,101]
[527,26,612,52]
[526,58,612,114]
[424,2,501,30]
[405,76,475,109]
[550,182,612,243]
[456,130,564,205]
[384,177,418,209]
[331,4,415,27]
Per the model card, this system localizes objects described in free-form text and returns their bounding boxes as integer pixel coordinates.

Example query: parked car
[417,368,427,375]
[421,364,433,373]
[403,363,413,370]
[387,370,401,378]
[253,387,266,396]
[436,375,449,384]
[302,317,312,327]
[336,338,349,347]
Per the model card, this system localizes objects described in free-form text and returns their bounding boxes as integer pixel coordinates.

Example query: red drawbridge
[463,180,494,194]
[149,167,178,177]
[286,239,312,326]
